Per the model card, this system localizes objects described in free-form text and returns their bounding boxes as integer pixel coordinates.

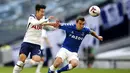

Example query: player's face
[76,20,85,30]
[36,8,45,19]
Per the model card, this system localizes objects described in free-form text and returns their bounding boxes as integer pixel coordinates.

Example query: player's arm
[85,27,103,41]
[41,22,57,26]
[43,19,71,30]
[41,17,60,27]
[29,16,56,25]
[90,30,103,41]
[54,21,72,30]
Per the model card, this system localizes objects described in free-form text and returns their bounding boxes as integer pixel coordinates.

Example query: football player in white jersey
[13,4,57,73]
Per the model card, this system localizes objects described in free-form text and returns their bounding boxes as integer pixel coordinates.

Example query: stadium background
[0,0,130,73]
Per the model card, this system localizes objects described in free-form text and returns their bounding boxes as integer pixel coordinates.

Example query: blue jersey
[59,23,92,52]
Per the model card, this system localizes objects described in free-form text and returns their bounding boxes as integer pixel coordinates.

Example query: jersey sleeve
[41,16,50,23]
[59,23,73,30]
[85,26,93,34]
[41,29,47,38]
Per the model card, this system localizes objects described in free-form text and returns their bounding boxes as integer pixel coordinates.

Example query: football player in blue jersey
[48,16,103,73]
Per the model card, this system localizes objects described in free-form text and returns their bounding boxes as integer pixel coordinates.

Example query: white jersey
[41,29,47,49]
[23,14,48,45]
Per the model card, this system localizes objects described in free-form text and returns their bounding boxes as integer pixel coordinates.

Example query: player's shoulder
[83,25,91,31]
[29,14,36,18]
[84,25,90,29]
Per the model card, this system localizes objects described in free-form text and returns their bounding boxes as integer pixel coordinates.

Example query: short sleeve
[84,26,93,34]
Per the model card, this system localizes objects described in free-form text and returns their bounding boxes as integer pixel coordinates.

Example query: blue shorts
[19,42,41,58]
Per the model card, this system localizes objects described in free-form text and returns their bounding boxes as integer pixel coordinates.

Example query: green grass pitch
[0,67,130,73]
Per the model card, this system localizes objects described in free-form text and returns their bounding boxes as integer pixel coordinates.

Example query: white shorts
[56,47,79,62]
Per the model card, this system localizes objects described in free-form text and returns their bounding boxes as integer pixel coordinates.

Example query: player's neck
[35,14,41,20]
[76,25,81,31]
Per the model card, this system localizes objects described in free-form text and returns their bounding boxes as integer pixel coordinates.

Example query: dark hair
[76,16,85,22]
[35,4,46,11]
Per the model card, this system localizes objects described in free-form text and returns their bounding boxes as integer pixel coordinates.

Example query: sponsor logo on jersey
[69,34,83,40]
[31,25,42,30]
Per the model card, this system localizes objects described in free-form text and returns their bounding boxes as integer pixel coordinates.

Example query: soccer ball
[89,5,100,17]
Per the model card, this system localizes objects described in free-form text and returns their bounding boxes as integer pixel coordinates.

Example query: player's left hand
[56,19,60,24]
[98,36,103,41]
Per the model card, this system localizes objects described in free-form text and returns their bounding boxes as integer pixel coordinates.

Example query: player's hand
[54,23,60,28]
[56,19,60,24]
[98,36,103,41]
[50,23,59,28]
[48,16,55,20]
[53,19,60,28]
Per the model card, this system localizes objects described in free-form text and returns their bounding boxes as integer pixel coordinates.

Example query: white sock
[25,59,39,65]
[36,61,44,73]
[68,64,73,69]
[13,61,24,73]
[49,65,56,71]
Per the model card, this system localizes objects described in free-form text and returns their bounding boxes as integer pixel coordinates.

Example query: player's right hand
[48,16,55,20]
